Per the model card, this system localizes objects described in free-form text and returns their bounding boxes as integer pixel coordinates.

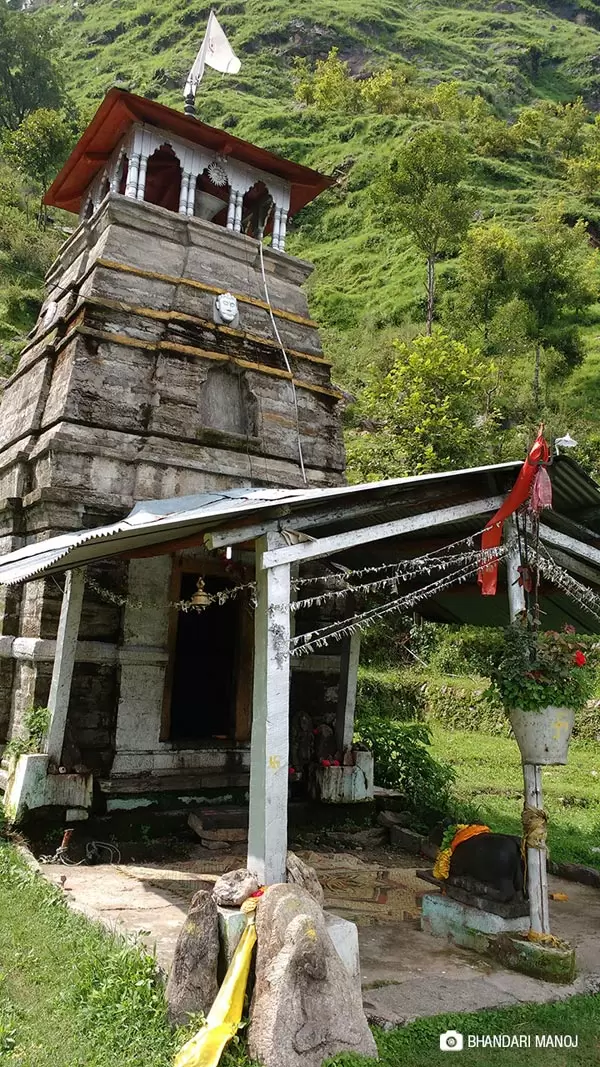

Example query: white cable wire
[258,240,308,484]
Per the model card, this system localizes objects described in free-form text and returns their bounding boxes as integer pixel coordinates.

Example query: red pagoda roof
[45,88,333,215]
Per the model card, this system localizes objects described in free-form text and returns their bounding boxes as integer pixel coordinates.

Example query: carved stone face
[215,292,239,324]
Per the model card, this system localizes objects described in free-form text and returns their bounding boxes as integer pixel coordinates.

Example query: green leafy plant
[4,705,50,763]
[354,716,455,827]
[490,621,598,714]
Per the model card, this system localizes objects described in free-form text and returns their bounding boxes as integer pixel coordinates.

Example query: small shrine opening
[144,143,182,213]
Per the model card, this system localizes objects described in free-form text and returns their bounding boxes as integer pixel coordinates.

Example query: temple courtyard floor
[41,845,600,1026]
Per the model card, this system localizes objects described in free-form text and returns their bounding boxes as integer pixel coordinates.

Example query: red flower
[574,650,587,667]
[331,760,341,767]
[312,728,320,735]
[289,766,296,775]
[321,759,331,767]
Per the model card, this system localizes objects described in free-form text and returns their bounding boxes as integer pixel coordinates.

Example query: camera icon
[440,1030,464,1051]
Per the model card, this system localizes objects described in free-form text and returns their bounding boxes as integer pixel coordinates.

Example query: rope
[522,805,548,850]
[527,930,567,949]
[257,240,307,484]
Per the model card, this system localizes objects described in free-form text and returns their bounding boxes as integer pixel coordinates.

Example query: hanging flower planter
[508,706,575,765]
[489,622,597,767]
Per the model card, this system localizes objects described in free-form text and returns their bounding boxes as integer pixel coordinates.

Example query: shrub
[357,666,426,721]
[4,704,50,762]
[428,625,505,676]
[354,715,455,828]
[424,675,508,735]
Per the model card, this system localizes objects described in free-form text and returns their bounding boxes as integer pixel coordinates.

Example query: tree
[0,6,64,131]
[2,109,75,224]
[445,223,522,346]
[379,129,475,334]
[345,331,497,482]
[518,208,596,404]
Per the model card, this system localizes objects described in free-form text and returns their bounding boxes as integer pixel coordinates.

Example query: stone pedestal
[421,892,529,955]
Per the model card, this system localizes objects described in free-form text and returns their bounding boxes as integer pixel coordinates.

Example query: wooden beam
[45,568,86,765]
[540,524,600,570]
[247,533,291,886]
[261,497,504,569]
[206,490,504,553]
[545,547,600,588]
[335,633,361,751]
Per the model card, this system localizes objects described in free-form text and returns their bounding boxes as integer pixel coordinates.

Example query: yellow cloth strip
[174,920,257,1067]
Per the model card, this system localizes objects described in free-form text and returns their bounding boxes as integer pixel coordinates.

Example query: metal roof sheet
[0,461,526,586]
[1,456,600,632]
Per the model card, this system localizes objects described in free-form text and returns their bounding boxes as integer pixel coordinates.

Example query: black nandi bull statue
[428,820,527,913]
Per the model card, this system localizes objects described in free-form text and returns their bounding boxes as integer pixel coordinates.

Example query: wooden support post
[523,762,550,934]
[506,524,550,935]
[247,534,291,886]
[45,568,85,765]
[336,632,360,751]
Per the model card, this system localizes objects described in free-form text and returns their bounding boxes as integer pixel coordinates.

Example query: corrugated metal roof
[1,456,599,634]
[0,460,525,586]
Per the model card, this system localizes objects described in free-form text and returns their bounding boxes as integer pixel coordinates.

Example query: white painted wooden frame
[44,567,86,765]
[247,532,291,885]
[260,496,505,569]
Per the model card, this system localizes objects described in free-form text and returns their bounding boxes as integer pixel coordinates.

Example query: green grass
[429,725,600,870]
[1,840,599,1067]
[334,996,600,1066]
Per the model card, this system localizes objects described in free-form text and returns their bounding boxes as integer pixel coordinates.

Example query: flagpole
[184,10,214,117]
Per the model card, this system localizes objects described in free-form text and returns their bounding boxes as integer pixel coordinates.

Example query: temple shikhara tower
[0,89,348,814]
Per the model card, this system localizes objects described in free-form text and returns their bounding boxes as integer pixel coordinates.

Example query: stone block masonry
[0,193,347,807]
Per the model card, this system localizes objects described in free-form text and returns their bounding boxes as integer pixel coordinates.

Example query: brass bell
[190,577,211,608]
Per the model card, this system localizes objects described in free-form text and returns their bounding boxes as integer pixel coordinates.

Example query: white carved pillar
[226,188,236,230]
[179,171,191,214]
[278,210,288,252]
[233,189,244,232]
[136,154,149,200]
[125,154,140,199]
[272,206,282,251]
[187,173,198,216]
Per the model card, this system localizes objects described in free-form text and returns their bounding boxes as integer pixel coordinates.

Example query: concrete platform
[40,856,600,1025]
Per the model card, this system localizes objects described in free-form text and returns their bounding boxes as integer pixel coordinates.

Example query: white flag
[185,11,241,98]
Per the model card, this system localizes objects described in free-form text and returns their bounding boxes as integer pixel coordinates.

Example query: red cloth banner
[478,429,550,596]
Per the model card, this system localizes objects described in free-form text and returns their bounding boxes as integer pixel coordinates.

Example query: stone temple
[0,89,351,817]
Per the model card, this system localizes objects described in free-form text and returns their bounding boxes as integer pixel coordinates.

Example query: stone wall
[0,194,347,794]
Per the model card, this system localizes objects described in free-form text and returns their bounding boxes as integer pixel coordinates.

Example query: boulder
[286,851,324,905]
[248,884,378,1067]
[165,890,219,1026]
[212,868,259,907]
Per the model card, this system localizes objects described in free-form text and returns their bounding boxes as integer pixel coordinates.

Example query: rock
[165,890,219,1026]
[201,838,231,851]
[389,826,424,853]
[248,884,378,1067]
[212,868,259,907]
[200,827,248,843]
[378,809,412,829]
[286,850,324,905]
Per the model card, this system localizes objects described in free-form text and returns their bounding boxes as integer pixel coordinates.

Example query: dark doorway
[169,573,238,741]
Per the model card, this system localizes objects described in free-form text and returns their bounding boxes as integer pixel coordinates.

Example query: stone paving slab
[42,859,600,1024]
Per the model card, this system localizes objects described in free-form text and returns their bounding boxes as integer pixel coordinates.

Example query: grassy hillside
[4,0,600,459]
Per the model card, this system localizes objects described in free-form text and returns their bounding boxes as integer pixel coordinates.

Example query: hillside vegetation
[4,1,600,473]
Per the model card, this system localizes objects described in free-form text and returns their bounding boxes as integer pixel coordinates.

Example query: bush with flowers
[490,619,598,714]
